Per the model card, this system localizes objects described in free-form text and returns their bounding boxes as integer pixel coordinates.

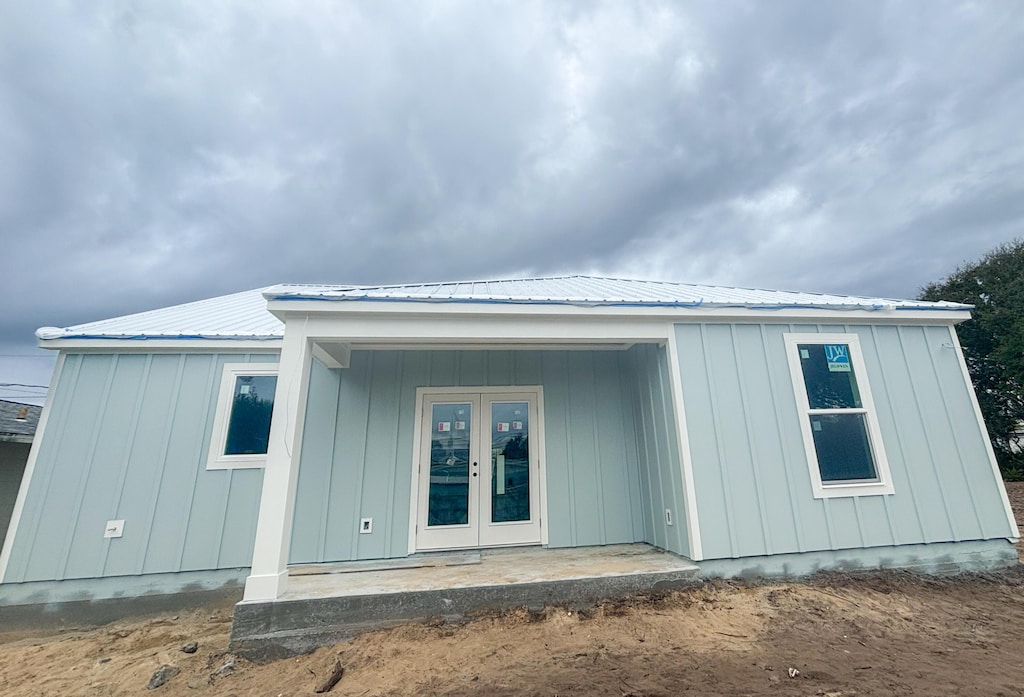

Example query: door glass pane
[491,402,530,523]
[809,413,878,482]
[797,343,863,409]
[428,403,471,526]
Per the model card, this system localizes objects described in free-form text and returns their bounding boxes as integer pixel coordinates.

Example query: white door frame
[408,385,548,554]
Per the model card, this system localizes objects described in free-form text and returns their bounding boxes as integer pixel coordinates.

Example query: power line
[0,383,49,389]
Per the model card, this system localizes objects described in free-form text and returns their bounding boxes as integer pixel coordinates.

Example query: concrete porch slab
[229,544,698,661]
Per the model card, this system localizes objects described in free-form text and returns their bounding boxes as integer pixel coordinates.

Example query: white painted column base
[242,569,289,602]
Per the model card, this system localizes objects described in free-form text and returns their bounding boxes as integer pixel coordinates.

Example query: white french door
[414,389,543,551]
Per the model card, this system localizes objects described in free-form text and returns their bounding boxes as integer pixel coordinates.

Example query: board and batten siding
[627,344,690,558]
[674,323,1017,561]
[289,349,647,564]
[2,351,278,583]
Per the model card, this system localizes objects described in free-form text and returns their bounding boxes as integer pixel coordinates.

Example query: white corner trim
[407,389,425,555]
[948,326,1021,540]
[783,333,895,499]
[0,352,66,583]
[666,327,703,561]
[205,363,280,471]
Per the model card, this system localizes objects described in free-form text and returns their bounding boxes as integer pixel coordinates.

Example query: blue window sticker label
[824,344,851,372]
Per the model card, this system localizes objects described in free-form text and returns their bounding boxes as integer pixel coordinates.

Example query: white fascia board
[297,314,672,343]
[36,338,283,351]
[266,299,969,325]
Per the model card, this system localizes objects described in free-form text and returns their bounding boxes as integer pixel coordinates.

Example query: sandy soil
[1,482,1023,697]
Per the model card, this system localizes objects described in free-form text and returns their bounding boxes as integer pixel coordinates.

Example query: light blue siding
[629,344,690,558]
[674,323,1016,561]
[3,351,278,583]
[289,349,646,563]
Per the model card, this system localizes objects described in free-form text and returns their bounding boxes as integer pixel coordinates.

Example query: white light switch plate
[359,517,373,534]
[104,519,124,538]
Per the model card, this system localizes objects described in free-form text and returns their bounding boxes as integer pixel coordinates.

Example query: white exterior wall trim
[0,352,66,583]
[665,327,703,560]
[266,299,969,324]
[242,319,314,601]
[948,326,1021,540]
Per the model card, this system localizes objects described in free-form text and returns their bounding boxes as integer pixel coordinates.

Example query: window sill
[812,480,895,499]
[206,455,268,471]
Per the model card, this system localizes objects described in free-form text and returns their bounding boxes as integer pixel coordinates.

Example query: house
[0,400,41,548]
[0,276,1018,655]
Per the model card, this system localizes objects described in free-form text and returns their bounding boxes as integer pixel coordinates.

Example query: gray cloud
[2,1,1024,396]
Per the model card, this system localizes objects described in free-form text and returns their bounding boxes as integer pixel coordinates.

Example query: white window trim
[784,333,894,499]
[206,362,280,470]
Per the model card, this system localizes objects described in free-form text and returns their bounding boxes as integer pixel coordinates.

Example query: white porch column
[243,320,313,601]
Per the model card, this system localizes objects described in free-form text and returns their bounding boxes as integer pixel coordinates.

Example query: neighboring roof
[265,275,971,311]
[36,288,284,342]
[0,400,42,440]
[35,276,971,343]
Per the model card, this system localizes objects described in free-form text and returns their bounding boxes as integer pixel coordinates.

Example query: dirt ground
[2,483,1024,697]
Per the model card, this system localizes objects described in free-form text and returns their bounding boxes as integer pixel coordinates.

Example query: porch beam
[295,316,673,344]
[243,319,314,601]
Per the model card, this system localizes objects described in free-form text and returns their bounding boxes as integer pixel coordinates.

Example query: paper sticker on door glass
[512,421,523,430]
[437,422,451,432]
[824,344,851,372]
[497,422,510,432]
[454,421,466,431]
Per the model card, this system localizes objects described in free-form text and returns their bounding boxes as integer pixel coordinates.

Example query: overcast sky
[3,1,1024,403]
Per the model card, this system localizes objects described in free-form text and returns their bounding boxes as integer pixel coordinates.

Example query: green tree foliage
[919,240,1024,480]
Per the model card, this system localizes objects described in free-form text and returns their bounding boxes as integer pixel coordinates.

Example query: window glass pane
[491,401,530,523]
[797,343,862,409]
[810,413,877,482]
[427,402,471,526]
[224,375,277,455]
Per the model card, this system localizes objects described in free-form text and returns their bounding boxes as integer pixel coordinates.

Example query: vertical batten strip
[137,354,187,573]
[643,346,668,550]
[382,353,404,558]
[614,352,641,543]
[100,354,153,575]
[174,355,222,570]
[896,326,959,541]
[633,348,658,546]
[730,325,772,556]
[57,354,118,580]
[758,324,805,552]
[588,353,608,545]
[948,325,1021,539]
[923,328,985,535]
[700,325,739,557]
[316,371,341,563]
[351,353,374,558]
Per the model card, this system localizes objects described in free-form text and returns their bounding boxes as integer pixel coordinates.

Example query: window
[207,363,279,470]
[784,334,893,498]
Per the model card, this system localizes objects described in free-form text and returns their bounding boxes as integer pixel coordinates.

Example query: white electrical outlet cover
[359,517,373,534]
[104,519,125,538]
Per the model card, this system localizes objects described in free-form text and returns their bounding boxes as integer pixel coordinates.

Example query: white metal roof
[36,288,284,341]
[265,276,969,311]
[36,276,970,343]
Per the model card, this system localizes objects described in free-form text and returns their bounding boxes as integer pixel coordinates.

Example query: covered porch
[230,543,699,660]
